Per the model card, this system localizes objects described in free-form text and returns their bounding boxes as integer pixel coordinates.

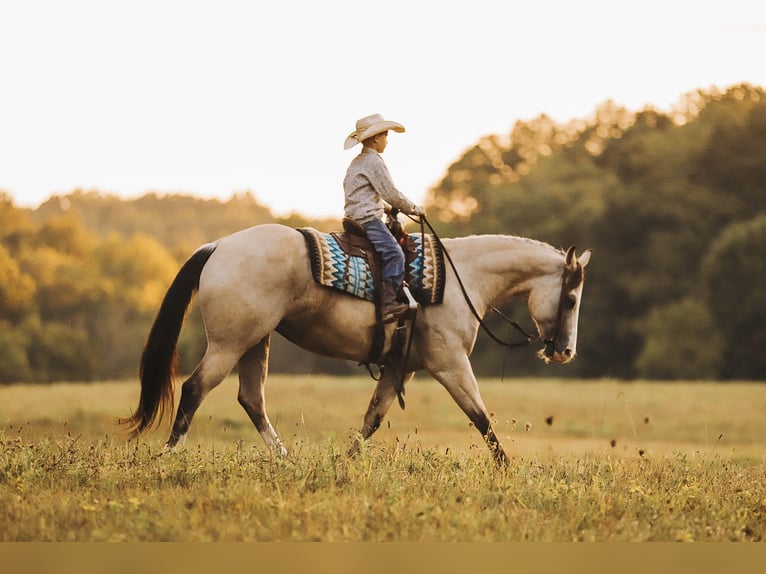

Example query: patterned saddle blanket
[297,227,445,306]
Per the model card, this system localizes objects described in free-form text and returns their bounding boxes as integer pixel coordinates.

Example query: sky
[1,0,764,218]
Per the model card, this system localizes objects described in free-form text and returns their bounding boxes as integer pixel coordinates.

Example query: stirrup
[401,284,418,312]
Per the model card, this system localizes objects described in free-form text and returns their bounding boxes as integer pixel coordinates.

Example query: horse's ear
[578,249,592,268]
[565,245,577,266]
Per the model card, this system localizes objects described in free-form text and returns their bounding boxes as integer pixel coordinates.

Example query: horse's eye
[566,295,577,310]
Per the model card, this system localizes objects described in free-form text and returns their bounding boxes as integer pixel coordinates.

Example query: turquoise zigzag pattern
[298,227,444,305]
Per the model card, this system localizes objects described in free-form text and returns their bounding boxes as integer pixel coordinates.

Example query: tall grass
[1,377,765,541]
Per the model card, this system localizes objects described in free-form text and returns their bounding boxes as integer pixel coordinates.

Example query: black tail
[120,243,217,437]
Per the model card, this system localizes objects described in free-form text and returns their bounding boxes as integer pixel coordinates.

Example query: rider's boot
[381,282,408,323]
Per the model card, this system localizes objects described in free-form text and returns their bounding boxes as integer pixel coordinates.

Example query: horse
[121,222,591,466]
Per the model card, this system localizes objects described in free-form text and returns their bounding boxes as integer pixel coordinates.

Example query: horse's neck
[446,235,562,306]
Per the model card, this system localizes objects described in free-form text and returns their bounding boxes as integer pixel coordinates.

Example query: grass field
[1,375,765,541]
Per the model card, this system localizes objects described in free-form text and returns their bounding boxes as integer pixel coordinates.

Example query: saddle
[331,214,418,296]
[299,214,444,308]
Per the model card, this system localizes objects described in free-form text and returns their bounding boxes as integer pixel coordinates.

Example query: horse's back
[196,224,311,335]
[208,224,308,270]
[218,223,305,251]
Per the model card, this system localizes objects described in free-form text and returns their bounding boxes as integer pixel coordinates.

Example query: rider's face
[371,131,388,153]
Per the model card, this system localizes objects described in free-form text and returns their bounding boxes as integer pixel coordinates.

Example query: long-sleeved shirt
[343,148,418,224]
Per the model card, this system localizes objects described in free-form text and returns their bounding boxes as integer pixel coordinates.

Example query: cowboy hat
[344,113,405,150]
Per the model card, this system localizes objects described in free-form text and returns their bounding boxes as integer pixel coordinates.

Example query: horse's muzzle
[540,339,575,364]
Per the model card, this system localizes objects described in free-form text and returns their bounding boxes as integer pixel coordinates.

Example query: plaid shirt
[343,148,418,224]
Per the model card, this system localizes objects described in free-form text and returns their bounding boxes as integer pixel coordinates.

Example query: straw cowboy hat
[344,113,405,150]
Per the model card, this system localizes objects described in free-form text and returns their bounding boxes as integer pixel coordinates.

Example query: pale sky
[1,0,764,218]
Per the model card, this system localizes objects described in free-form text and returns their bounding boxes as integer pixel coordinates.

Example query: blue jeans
[362,218,405,286]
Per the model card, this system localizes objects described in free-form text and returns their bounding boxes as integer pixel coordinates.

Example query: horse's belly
[276,299,384,363]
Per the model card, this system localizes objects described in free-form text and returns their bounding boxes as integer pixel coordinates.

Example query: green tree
[18,246,106,322]
[0,191,36,251]
[34,190,278,258]
[0,243,37,322]
[24,317,95,382]
[0,320,33,382]
[92,233,181,378]
[634,298,723,380]
[702,215,766,379]
[587,85,766,378]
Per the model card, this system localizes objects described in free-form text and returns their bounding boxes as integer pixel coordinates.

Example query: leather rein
[414,215,562,352]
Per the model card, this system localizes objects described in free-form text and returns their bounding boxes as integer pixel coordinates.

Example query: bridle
[542,267,570,359]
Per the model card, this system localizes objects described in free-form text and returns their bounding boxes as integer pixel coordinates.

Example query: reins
[408,214,540,349]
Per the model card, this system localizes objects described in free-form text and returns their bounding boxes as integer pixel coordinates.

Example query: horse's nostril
[564,348,573,358]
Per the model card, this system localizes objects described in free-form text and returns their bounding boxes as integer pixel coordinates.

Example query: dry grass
[1,376,765,541]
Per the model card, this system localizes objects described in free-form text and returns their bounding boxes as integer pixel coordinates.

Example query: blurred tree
[17,246,106,322]
[702,215,766,379]
[691,92,766,218]
[634,298,723,380]
[35,212,94,257]
[96,233,178,313]
[24,317,95,382]
[0,244,37,322]
[92,233,180,378]
[0,320,33,382]
[0,192,36,250]
[34,190,278,258]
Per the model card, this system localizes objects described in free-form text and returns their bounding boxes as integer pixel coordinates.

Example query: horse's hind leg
[237,335,287,456]
[166,346,240,449]
[349,369,414,457]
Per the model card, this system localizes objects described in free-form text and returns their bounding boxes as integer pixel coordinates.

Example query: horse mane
[445,233,584,287]
[447,233,566,257]
[508,234,567,256]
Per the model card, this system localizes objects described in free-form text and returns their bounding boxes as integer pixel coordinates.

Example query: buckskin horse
[121,220,591,466]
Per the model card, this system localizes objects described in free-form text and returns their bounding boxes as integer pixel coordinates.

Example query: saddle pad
[298,227,445,305]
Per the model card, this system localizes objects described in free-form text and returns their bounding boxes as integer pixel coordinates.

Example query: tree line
[1,83,764,382]
[0,192,346,383]
[426,83,766,381]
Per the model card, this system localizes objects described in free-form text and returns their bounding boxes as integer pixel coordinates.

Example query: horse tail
[121,242,217,437]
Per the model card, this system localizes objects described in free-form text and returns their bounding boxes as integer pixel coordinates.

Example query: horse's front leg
[429,355,508,467]
[349,369,415,457]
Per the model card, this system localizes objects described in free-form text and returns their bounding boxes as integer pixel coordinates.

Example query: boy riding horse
[343,113,425,323]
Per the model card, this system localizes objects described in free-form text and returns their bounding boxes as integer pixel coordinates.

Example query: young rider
[343,113,425,323]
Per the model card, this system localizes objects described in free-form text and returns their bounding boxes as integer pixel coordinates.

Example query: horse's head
[528,245,592,364]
